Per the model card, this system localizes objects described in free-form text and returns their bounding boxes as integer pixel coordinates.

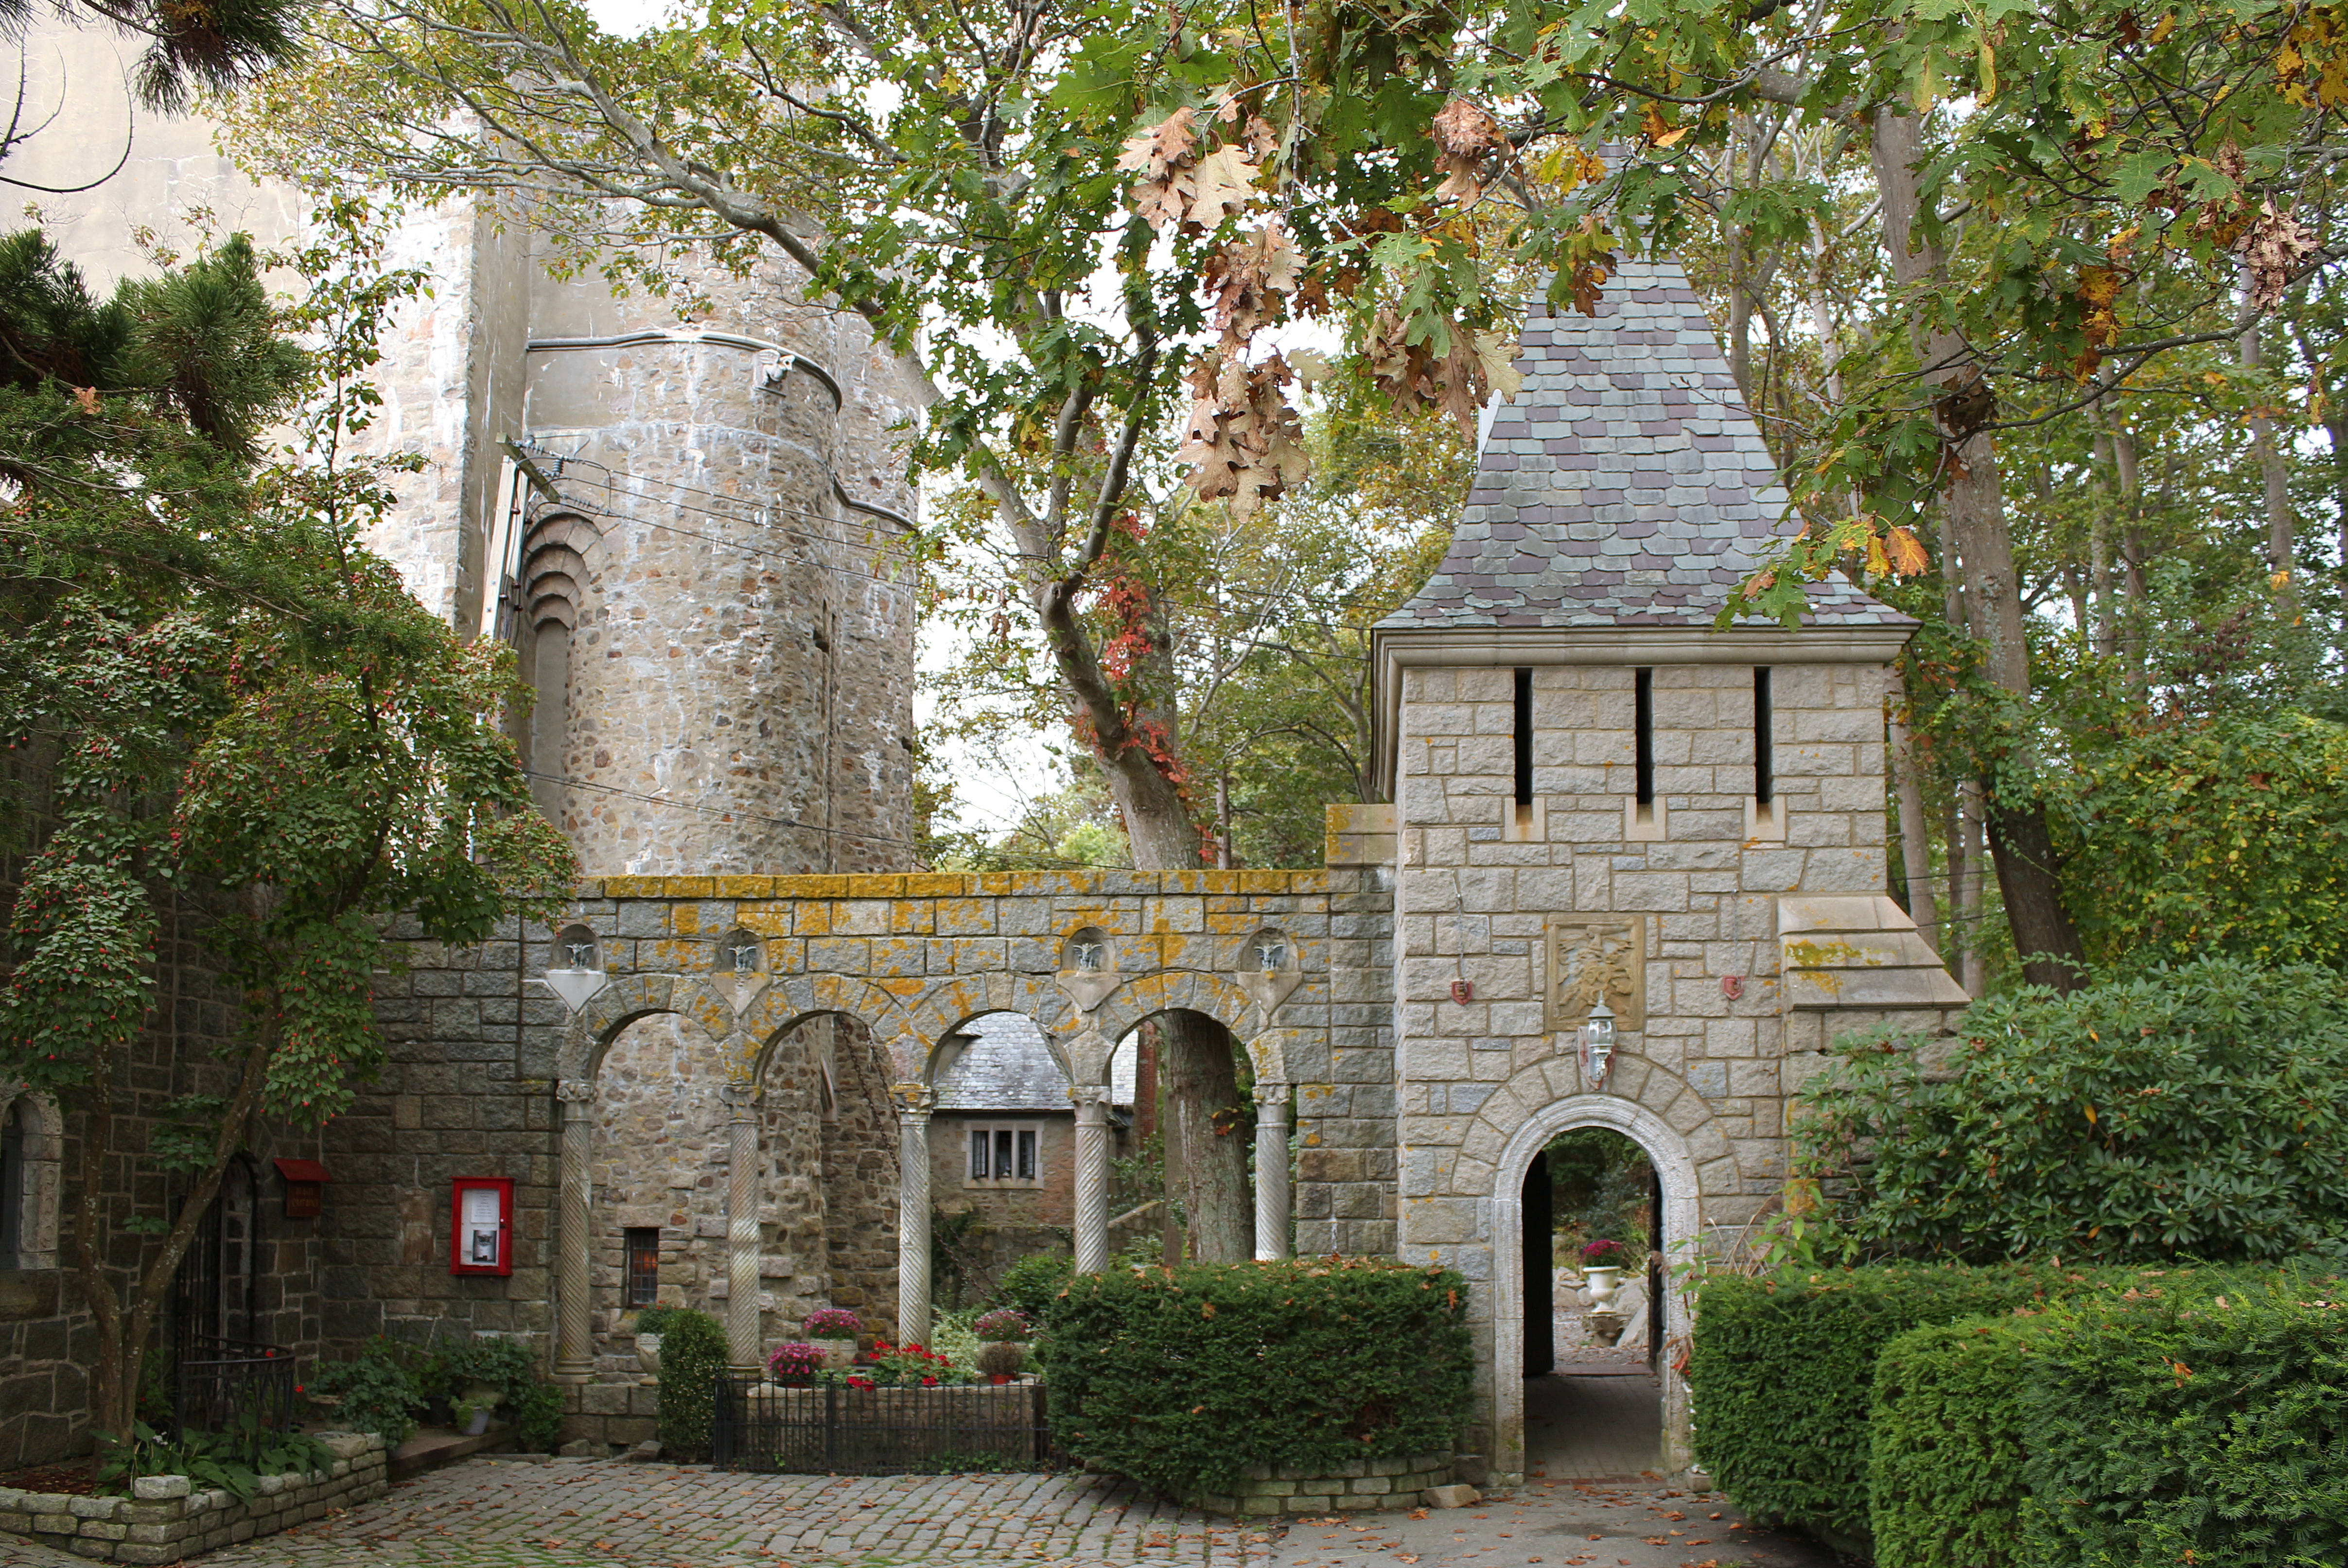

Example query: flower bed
[0,1432,387,1564]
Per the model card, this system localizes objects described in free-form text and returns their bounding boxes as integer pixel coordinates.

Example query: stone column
[554,1079,597,1383]
[1071,1085,1111,1274]
[894,1085,936,1345]
[722,1080,762,1373]
[1254,1083,1292,1261]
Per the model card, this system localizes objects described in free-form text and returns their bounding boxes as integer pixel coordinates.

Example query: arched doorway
[1523,1127,1663,1480]
[1491,1098,1700,1481]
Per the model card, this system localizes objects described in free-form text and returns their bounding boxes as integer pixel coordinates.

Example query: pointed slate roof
[1378,258,1912,632]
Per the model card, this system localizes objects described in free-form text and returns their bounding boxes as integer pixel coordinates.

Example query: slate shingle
[1378,258,1914,633]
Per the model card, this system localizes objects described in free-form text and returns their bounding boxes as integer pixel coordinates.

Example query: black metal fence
[173,1336,299,1446]
[711,1376,1054,1475]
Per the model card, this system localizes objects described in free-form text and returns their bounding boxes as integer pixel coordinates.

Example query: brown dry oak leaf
[1432,97,1502,206]
[2242,200,2319,311]
[1204,222,1300,348]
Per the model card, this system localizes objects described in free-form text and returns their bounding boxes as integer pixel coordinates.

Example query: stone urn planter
[808,1337,858,1372]
[1582,1266,1624,1311]
[635,1334,663,1375]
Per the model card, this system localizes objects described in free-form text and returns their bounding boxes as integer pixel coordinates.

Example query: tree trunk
[2239,273,2295,583]
[1887,710,1940,955]
[75,1006,277,1462]
[1871,105,2085,991]
[1038,568,1255,1257]
[1956,784,1987,995]
[1159,1011,1251,1262]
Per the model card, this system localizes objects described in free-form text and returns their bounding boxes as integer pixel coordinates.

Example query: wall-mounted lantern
[1579,999,1617,1088]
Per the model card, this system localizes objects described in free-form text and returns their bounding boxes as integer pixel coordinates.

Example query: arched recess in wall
[520,508,604,820]
[588,1008,724,1348]
[750,1008,902,1340]
[0,1091,61,1271]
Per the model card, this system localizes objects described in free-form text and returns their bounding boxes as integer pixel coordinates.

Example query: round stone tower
[505,258,919,875]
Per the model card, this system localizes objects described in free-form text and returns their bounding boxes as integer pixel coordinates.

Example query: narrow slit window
[1016,1130,1037,1181]
[1753,666,1774,806]
[623,1227,660,1308]
[1512,667,1534,806]
[1634,667,1655,807]
[970,1130,990,1181]
[995,1129,1014,1179]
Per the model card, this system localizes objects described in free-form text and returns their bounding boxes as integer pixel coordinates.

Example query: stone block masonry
[1183,1452,1458,1517]
[0,1433,388,1563]
[347,865,1396,1441]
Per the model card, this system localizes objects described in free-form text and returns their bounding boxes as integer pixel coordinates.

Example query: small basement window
[964,1124,1042,1188]
[623,1227,661,1307]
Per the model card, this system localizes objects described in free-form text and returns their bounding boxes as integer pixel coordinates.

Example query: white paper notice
[463,1187,502,1265]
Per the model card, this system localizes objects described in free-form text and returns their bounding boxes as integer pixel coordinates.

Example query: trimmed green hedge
[1865,1270,2348,1568]
[1043,1257,1473,1498]
[2026,1274,2346,1566]
[1868,1316,2048,1568]
[654,1309,730,1461]
[1689,1264,2076,1542]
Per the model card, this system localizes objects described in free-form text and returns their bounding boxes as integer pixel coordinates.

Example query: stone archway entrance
[1489,1097,1701,1479]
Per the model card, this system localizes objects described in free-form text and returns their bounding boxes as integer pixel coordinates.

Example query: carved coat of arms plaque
[1543,917,1646,1032]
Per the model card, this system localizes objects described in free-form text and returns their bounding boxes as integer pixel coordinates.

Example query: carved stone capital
[718,1080,760,1110]
[554,1078,598,1105]
[1253,1080,1292,1108]
[889,1081,937,1118]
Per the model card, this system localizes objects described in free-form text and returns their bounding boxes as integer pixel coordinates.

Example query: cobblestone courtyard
[0,1458,1833,1568]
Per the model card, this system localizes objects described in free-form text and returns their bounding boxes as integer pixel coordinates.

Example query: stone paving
[0,1458,1835,1568]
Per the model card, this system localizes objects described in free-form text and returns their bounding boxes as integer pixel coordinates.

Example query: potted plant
[453,1398,492,1437]
[766,1342,824,1388]
[802,1308,862,1372]
[972,1308,1032,1383]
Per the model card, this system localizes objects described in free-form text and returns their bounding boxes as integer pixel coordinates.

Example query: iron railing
[711,1376,1054,1476]
[173,1336,299,1446]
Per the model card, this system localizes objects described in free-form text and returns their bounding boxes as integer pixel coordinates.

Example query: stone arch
[565,973,684,1082]
[1473,1069,1713,1478]
[740,974,929,1086]
[0,1089,62,1271]
[1080,969,1262,1075]
[910,971,1073,1082]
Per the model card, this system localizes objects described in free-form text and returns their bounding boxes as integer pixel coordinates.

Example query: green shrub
[1044,1257,1473,1499]
[1868,1316,2050,1568]
[309,1332,564,1453]
[1795,959,2348,1265]
[1690,1265,2085,1543]
[439,1334,562,1452]
[2021,1271,2348,1568]
[307,1337,427,1447]
[996,1250,1074,1321]
[654,1309,730,1461]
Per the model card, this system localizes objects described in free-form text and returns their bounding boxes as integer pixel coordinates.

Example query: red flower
[921,1376,937,1386]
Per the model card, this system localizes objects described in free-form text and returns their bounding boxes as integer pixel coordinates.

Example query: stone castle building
[0,33,1964,1485]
